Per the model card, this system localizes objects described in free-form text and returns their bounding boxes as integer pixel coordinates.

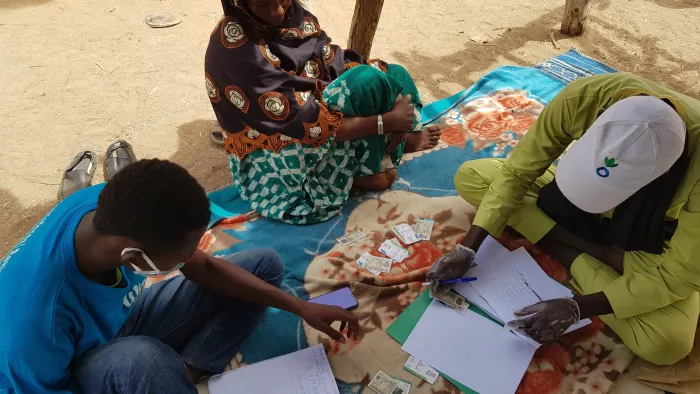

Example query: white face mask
[121,247,185,277]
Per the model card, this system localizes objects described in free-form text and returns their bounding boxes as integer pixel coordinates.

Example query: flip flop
[211,130,225,146]
[58,151,97,201]
[104,140,137,181]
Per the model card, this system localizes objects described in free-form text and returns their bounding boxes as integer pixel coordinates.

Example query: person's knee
[120,336,182,370]
[74,336,187,392]
[454,159,498,206]
[250,248,284,286]
[634,334,693,365]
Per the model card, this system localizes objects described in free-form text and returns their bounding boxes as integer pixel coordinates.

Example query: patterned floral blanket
[191,50,635,393]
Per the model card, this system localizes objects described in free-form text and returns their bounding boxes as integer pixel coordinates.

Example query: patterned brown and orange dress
[205,0,423,224]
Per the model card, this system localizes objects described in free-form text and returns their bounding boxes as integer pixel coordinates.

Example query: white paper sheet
[403,300,536,394]
[497,248,591,332]
[454,239,591,348]
[471,263,543,322]
[453,236,510,318]
[208,344,339,394]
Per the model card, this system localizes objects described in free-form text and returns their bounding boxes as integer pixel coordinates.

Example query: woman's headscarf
[205,0,383,158]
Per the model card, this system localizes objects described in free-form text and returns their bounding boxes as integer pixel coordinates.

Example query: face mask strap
[121,247,160,274]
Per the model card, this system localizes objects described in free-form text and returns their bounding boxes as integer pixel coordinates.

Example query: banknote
[414,218,434,241]
[368,371,399,394]
[379,239,409,262]
[435,290,469,314]
[392,224,420,245]
[388,238,403,248]
[358,252,392,273]
[355,254,381,275]
[404,355,439,384]
[390,376,412,394]
[337,230,366,246]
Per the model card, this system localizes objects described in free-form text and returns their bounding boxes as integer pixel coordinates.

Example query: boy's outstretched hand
[299,302,359,343]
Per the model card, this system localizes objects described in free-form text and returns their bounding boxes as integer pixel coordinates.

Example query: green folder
[386,290,503,394]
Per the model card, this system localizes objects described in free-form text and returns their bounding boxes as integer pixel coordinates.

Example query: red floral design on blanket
[440,89,545,155]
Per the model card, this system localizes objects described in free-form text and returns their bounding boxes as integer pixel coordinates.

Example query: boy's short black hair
[94,159,210,253]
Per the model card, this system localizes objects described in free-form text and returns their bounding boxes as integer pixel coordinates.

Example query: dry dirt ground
[2,0,700,254]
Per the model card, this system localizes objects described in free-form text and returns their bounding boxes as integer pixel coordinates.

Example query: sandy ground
[2,0,700,256]
[2,0,699,389]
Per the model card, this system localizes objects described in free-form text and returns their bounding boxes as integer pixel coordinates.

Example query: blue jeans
[72,249,284,394]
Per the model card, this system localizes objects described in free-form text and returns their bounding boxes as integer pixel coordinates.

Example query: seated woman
[427,73,700,365]
[205,0,441,224]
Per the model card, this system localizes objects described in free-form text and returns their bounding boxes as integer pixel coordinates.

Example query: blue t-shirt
[0,185,146,393]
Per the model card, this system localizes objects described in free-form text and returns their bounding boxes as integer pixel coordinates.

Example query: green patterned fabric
[229,64,423,224]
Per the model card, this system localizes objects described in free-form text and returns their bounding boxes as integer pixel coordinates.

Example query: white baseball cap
[555,96,685,214]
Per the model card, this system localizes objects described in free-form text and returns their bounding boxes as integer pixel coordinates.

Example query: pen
[420,277,477,286]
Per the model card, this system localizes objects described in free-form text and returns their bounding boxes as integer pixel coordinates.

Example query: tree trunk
[561,0,593,36]
[347,0,385,60]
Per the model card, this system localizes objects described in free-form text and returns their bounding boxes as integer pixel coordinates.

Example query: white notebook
[208,344,339,394]
[454,237,591,348]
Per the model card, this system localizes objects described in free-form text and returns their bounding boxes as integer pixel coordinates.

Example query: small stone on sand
[144,13,182,28]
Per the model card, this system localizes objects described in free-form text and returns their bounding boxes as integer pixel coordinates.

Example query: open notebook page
[208,344,339,394]
[453,236,510,319]
[454,238,591,348]
[495,248,591,330]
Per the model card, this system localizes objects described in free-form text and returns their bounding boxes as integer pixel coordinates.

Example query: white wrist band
[377,114,384,135]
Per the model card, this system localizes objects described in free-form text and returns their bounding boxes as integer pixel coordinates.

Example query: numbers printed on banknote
[368,371,399,394]
[337,230,366,246]
[392,224,420,245]
[404,356,439,384]
[414,218,434,241]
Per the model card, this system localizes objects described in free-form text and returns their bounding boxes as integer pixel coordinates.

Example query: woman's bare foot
[404,125,442,153]
[353,169,398,191]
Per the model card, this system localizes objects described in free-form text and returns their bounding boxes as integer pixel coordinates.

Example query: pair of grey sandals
[58,140,137,200]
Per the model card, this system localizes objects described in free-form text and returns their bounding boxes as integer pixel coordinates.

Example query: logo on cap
[596,157,618,178]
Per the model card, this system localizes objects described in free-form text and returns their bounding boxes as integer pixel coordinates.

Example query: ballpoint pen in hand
[420,277,477,286]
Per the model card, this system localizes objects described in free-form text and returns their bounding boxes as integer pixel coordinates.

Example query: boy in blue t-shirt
[0,158,359,394]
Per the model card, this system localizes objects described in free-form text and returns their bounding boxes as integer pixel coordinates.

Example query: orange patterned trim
[205,73,220,103]
[224,126,295,158]
[301,17,321,37]
[225,85,249,113]
[344,62,362,70]
[220,17,248,49]
[322,44,335,64]
[259,40,281,67]
[223,106,343,159]
[258,91,291,121]
[280,28,302,40]
[301,105,343,147]
[367,58,388,72]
